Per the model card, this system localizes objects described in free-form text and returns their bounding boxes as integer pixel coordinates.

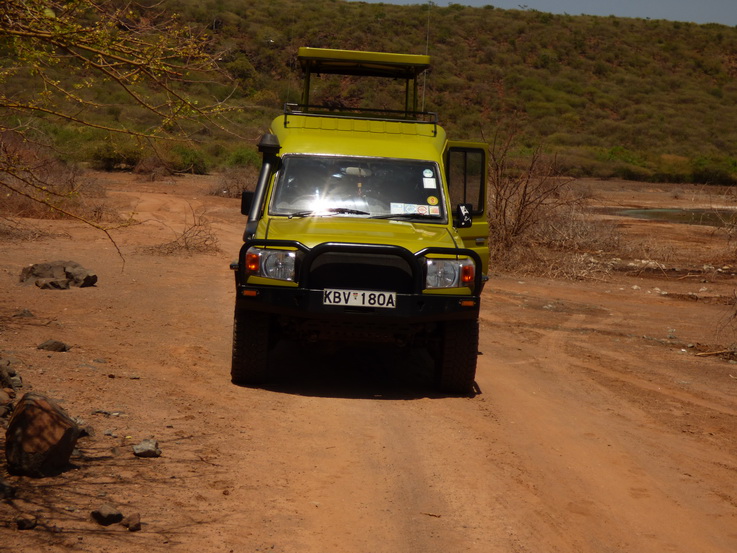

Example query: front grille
[306,252,415,293]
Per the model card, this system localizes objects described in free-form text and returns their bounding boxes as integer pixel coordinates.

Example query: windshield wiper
[287,210,316,218]
[287,207,370,219]
[326,207,370,215]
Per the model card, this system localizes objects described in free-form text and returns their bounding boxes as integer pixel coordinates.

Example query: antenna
[422,1,431,112]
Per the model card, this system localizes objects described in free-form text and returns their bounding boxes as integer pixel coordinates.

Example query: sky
[355,0,737,26]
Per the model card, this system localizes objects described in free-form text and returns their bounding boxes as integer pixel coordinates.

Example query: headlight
[245,247,297,281]
[425,258,475,289]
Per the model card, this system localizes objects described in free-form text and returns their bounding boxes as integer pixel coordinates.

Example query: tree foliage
[1,0,227,137]
[0,0,230,230]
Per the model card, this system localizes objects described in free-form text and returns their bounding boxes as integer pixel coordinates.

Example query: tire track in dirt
[484,298,737,553]
[3,175,737,552]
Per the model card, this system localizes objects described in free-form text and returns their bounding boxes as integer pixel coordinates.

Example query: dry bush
[209,166,259,198]
[498,247,616,280]
[133,156,176,182]
[485,127,624,279]
[140,205,220,255]
[618,238,677,267]
[0,217,60,241]
[0,132,115,223]
[486,128,577,257]
[533,203,622,253]
[491,203,621,279]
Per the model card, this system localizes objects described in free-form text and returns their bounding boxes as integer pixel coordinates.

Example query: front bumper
[233,283,480,323]
[232,240,483,339]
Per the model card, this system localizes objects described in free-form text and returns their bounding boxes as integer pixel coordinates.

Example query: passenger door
[445,142,489,274]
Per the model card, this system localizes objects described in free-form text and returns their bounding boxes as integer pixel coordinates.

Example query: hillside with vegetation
[5,0,737,184]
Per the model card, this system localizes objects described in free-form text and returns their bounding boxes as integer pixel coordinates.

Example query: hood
[265,217,458,253]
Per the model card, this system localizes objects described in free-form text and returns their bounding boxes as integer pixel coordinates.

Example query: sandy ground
[1,173,736,552]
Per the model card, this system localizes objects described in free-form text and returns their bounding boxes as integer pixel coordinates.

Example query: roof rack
[282,103,438,136]
[297,47,431,119]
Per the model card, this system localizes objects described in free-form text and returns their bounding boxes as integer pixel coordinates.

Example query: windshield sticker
[423,169,434,178]
[423,177,437,189]
[390,202,438,216]
[427,196,438,205]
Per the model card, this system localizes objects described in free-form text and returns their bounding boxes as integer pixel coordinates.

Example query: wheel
[435,319,479,395]
[231,308,275,385]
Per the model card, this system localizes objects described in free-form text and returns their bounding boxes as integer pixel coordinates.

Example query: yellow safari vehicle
[231,47,489,394]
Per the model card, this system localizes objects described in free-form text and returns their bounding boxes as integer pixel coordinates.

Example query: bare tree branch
[0,0,242,254]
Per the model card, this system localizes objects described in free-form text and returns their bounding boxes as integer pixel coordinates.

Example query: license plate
[323,289,397,309]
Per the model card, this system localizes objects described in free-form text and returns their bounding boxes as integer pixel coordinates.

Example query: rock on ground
[0,357,23,390]
[122,512,142,532]
[4,393,82,477]
[19,261,97,289]
[132,438,162,458]
[36,339,71,352]
[91,503,124,526]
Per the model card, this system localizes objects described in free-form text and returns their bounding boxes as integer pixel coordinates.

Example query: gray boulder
[4,393,82,476]
[132,438,162,458]
[91,503,124,526]
[37,340,71,352]
[19,261,97,289]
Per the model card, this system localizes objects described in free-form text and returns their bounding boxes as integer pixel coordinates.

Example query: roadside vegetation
[3,0,737,183]
[4,0,737,270]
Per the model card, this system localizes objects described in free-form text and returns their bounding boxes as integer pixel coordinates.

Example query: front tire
[435,319,479,395]
[231,308,274,385]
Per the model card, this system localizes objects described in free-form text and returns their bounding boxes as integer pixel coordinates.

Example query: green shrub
[690,157,737,185]
[170,145,209,174]
[611,163,653,182]
[691,166,737,185]
[226,146,261,168]
[90,141,142,171]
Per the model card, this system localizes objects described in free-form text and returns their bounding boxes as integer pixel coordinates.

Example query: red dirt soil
[1,173,736,552]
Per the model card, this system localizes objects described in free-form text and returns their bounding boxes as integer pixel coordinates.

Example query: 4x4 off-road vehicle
[231,48,489,394]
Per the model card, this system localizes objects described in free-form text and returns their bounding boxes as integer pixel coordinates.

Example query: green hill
[9,0,737,183]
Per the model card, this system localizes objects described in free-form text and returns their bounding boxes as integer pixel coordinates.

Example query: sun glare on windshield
[269,155,446,221]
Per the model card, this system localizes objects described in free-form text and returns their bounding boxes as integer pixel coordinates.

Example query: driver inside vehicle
[324,166,370,200]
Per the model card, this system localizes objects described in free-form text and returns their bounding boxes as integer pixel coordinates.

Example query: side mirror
[241,190,255,215]
[455,203,473,229]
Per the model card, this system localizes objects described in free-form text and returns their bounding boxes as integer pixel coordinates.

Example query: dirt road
[1,174,736,552]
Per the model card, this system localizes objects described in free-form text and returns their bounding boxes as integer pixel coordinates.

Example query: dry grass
[139,205,220,256]
[491,201,623,279]
[1,133,117,224]
[209,167,258,198]
[0,217,62,241]
[132,156,177,182]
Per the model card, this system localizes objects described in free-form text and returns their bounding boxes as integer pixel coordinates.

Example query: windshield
[269,155,446,222]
